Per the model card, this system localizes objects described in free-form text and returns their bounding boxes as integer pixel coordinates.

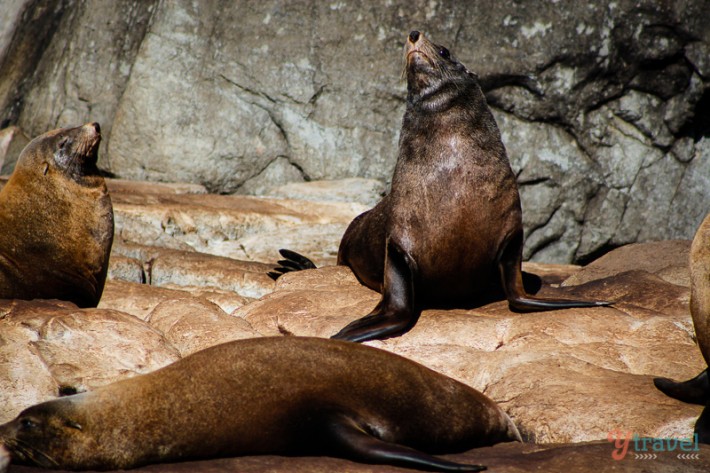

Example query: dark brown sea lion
[654,213,710,443]
[272,31,608,343]
[0,336,520,472]
[0,123,113,308]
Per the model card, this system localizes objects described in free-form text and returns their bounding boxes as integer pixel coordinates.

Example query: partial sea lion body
[0,123,113,308]
[0,336,520,472]
[325,31,608,342]
[691,214,710,369]
[654,213,710,442]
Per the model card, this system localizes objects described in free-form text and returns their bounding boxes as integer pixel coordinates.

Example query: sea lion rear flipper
[498,231,611,311]
[326,413,486,472]
[331,239,420,343]
[696,403,710,444]
[267,249,318,280]
[653,369,710,405]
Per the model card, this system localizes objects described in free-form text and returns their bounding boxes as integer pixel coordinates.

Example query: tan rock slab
[157,284,253,315]
[234,266,378,337]
[107,254,146,283]
[109,243,274,300]
[111,192,366,266]
[564,240,692,287]
[0,299,179,423]
[106,178,207,195]
[148,248,275,299]
[147,298,261,357]
[99,280,201,321]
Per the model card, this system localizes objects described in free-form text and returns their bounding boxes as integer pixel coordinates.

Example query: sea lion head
[0,398,92,470]
[15,122,102,185]
[403,31,480,109]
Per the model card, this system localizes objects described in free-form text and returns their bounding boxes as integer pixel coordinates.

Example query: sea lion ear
[65,420,82,431]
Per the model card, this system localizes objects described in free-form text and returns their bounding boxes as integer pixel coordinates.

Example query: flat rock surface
[111,184,367,267]
[7,441,710,473]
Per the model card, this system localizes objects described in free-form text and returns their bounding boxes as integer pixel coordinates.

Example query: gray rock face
[1,0,708,263]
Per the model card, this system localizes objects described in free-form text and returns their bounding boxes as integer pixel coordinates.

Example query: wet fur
[0,124,113,308]
[654,213,710,443]
[0,337,519,471]
[331,32,608,343]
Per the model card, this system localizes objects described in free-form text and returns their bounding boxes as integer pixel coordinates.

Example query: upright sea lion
[0,336,520,472]
[0,123,113,308]
[654,213,710,443]
[272,31,608,343]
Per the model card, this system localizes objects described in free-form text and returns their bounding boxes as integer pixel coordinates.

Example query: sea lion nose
[90,122,101,134]
[409,31,420,43]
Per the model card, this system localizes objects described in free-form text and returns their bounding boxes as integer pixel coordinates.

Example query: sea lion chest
[385,110,521,298]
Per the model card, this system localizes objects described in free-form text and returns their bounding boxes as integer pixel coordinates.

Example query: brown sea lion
[0,123,113,308]
[272,31,608,343]
[654,213,710,443]
[0,336,520,472]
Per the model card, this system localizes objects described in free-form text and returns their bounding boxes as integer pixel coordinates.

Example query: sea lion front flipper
[498,231,611,311]
[325,413,487,472]
[653,369,710,406]
[267,249,318,280]
[331,239,420,343]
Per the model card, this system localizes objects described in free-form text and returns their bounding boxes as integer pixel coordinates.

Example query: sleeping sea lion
[0,336,520,472]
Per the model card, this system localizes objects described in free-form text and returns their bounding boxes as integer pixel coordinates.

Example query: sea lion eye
[19,418,38,430]
[438,47,450,59]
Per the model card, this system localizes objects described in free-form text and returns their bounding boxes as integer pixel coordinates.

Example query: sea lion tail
[653,369,710,406]
[267,249,318,280]
[327,413,487,472]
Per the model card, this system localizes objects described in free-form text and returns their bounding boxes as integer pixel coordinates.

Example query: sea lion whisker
[8,438,59,467]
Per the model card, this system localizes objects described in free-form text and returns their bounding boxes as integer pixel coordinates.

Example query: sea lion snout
[0,443,10,473]
[78,122,101,150]
[408,30,420,43]
[60,122,101,169]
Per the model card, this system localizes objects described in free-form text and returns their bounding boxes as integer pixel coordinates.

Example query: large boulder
[0,0,708,263]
